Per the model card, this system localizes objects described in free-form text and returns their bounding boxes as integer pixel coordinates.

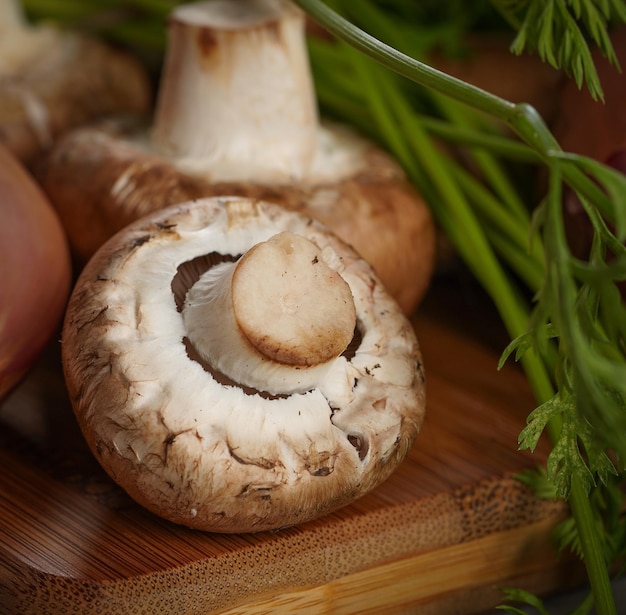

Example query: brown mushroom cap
[62,197,426,533]
[39,119,435,314]
[0,16,150,165]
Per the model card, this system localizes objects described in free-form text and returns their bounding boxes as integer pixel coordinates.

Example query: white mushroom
[0,0,150,165]
[62,197,426,533]
[39,0,435,315]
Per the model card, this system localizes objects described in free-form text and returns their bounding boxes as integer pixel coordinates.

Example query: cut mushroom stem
[153,0,318,182]
[183,231,357,395]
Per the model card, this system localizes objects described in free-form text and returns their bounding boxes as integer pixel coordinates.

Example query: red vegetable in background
[552,26,626,261]
[0,144,71,400]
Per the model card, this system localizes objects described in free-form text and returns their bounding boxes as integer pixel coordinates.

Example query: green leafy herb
[519,389,617,498]
[497,587,551,615]
[491,0,626,99]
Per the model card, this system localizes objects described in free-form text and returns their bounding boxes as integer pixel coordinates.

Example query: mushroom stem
[182,231,357,395]
[152,0,318,183]
[0,0,25,33]
[0,0,60,77]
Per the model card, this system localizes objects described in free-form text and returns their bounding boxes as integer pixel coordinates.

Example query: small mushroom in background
[0,0,151,166]
[62,196,426,533]
[38,0,436,315]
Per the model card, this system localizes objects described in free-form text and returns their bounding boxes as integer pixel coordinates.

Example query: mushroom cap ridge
[62,197,426,533]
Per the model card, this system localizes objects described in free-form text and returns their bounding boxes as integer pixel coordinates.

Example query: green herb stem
[448,162,545,291]
[571,475,617,615]
[428,92,530,224]
[418,117,541,163]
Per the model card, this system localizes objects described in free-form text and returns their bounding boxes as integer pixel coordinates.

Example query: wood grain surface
[0,284,579,614]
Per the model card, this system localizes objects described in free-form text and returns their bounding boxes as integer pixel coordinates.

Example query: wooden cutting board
[0,284,581,614]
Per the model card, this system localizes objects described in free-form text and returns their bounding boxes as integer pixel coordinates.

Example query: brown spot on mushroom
[196,28,218,60]
[373,399,387,412]
[416,360,426,384]
[304,450,336,477]
[264,20,282,44]
[230,449,280,471]
[364,363,381,376]
[347,434,368,461]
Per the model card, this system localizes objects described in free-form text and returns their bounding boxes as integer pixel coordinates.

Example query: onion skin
[0,144,71,400]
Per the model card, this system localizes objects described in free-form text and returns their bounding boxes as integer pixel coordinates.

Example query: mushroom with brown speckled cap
[62,196,426,533]
[39,0,435,315]
[0,0,151,166]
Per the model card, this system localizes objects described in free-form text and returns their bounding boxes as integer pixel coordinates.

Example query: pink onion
[0,144,71,400]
